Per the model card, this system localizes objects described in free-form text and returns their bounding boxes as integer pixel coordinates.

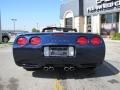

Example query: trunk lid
[23,32,95,45]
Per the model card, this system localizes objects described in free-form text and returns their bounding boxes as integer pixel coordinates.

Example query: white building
[60,0,120,35]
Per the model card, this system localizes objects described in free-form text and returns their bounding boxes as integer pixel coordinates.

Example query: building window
[65,17,73,28]
[101,15,105,23]
[106,14,113,23]
[101,12,119,35]
[87,16,91,32]
[101,13,119,23]
[87,16,91,24]
[115,12,119,23]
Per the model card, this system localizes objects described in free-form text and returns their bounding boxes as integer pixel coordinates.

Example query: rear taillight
[76,37,88,45]
[91,36,101,46]
[17,37,27,45]
[30,37,41,45]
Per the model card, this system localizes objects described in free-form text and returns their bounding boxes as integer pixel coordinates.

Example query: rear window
[42,27,77,33]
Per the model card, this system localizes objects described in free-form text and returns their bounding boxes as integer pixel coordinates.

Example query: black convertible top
[42,27,77,32]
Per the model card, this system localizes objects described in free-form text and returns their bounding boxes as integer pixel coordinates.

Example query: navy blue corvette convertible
[13,27,105,71]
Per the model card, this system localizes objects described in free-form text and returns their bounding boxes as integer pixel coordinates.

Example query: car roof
[42,27,77,32]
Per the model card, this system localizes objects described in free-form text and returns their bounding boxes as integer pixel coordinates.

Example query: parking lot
[0,39,120,90]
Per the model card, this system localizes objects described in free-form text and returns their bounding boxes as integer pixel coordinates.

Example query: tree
[32,28,40,32]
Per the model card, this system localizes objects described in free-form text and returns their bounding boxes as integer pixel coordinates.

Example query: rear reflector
[68,47,74,56]
[17,37,27,45]
[30,37,41,45]
[44,47,49,56]
[77,37,88,45]
[91,36,101,46]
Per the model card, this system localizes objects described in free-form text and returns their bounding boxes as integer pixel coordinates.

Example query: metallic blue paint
[13,32,105,69]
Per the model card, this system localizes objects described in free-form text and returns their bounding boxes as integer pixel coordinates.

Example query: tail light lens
[91,36,101,46]
[30,37,41,45]
[17,37,27,45]
[77,37,88,45]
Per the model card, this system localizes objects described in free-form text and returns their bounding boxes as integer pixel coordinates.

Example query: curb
[103,38,120,43]
[0,44,12,48]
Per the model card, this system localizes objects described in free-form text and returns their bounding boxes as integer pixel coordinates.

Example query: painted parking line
[54,79,63,90]
[53,61,120,90]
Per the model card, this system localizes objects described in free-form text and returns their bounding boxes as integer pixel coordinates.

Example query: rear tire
[2,37,9,43]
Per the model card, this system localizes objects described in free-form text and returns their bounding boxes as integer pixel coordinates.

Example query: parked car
[1,32,10,43]
[13,27,105,71]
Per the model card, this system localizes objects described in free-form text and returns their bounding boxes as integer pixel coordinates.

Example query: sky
[0,0,61,32]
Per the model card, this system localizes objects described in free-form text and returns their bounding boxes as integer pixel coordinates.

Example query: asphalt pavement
[0,39,120,90]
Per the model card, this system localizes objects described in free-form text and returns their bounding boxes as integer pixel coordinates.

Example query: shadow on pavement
[32,61,119,79]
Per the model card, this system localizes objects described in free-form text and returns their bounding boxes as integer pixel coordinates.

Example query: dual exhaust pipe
[64,67,75,71]
[43,66,54,71]
[43,66,75,71]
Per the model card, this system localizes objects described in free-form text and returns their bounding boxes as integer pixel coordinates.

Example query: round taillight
[77,37,88,45]
[91,36,101,46]
[17,37,27,45]
[30,37,41,45]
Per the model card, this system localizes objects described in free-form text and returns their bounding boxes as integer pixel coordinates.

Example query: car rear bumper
[13,46,105,68]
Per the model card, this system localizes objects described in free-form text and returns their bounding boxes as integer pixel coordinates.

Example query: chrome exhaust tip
[70,67,75,71]
[43,66,49,71]
[49,67,54,71]
[64,67,70,71]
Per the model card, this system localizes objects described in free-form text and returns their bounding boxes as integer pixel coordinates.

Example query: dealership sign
[87,0,120,13]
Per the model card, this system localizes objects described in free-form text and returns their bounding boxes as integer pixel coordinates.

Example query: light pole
[0,11,2,43]
[11,19,17,32]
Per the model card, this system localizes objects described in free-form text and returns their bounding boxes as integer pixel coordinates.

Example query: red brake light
[77,37,88,45]
[17,37,27,45]
[91,36,101,46]
[30,37,41,45]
